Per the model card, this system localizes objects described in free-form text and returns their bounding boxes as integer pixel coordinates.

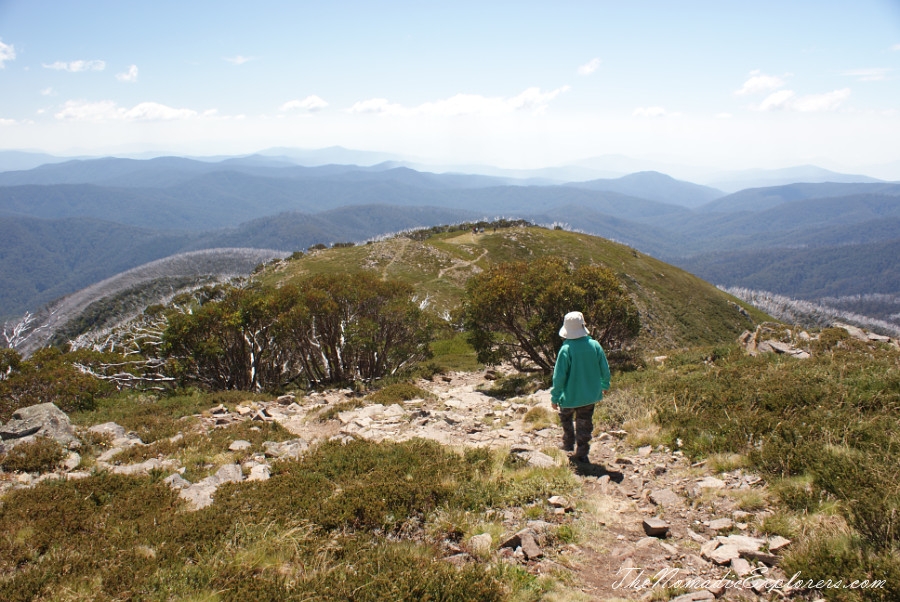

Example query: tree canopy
[162,273,433,391]
[461,257,640,373]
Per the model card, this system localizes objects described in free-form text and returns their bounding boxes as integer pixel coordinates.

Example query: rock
[835,322,870,342]
[525,520,554,534]
[706,582,726,597]
[229,440,252,452]
[706,544,741,565]
[88,422,127,440]
[649,488,681,508]
[696,476,726,489]
[179,463,244,510]
[707,518,733,531]
[0,403,77,447]
[767,535,791,552]
[62,452,81,471]
[740,549,779,566]
[519,530,543,559]
[210,404,229,415]
[547,495,570,508]
[112,458,176,476]
[686,528,708,543]
[717,534,765,551]
[670,591,715,602]
[263,438,308,459]
[468,533,493,556]
[519,450,556,468]
[164,473,192,489]
[638,445,653,457]
[247,464,270,481]
[642,518,670,537]
[731,557,752,577]
[276,394,296,405]
[499,532,522,549]
[700,539,720,558]
[251,409,273,422]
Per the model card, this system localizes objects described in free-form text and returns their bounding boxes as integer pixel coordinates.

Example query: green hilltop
[258,223,770,351]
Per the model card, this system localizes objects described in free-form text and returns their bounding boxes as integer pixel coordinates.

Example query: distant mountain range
[0,151,897,323]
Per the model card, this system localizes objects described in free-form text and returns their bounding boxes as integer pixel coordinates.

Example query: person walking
[550,311,611,463]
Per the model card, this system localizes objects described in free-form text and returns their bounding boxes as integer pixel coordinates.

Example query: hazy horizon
[1,1,899,177]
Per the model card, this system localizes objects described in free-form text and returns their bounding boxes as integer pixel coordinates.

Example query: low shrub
[0,439,573,600]
[0,437,66,473]
[364,382,432,405]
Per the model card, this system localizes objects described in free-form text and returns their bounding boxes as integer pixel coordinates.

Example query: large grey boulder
[0,403,77,448]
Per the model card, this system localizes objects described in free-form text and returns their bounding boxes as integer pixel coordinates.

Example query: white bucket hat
[559,311,589,339]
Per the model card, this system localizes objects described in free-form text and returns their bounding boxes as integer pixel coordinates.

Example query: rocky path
[1,368,793,601]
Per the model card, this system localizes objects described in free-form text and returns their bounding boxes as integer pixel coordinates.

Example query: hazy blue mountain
[0,205,479,318]
[699,182,900,213]
[0,215,190,319]
[567,171,725,208]
[0,170,690,231]
[706,165,884,193]
[257,146,405,166]
[2,154,899,322]
[677,239,900,300]
[191,205,481,251]
[0,150,80,173]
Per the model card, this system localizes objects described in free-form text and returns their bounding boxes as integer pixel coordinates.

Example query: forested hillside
[1,156,897,325]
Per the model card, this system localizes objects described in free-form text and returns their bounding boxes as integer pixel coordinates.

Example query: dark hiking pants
[558,403,594,457]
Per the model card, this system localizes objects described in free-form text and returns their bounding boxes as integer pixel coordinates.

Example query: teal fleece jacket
[550,336,611,408]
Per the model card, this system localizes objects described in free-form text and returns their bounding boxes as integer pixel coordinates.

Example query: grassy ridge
[260,225,769,351]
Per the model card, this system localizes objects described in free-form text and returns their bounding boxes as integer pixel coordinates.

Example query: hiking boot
[560,438,575,453]
[574,443,590,463]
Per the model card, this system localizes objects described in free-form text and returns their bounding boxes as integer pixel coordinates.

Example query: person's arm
[550,347,569,406]
[597,344,611,391]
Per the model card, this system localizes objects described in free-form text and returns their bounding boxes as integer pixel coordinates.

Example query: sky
[1,0,900,176]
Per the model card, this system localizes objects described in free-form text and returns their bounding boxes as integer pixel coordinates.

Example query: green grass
[430,331,482,372]
[0,438,578,601]
[613,341,900,600]
[263,225,768,352]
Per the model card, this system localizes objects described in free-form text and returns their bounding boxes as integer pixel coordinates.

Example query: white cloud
[225,55,255,65]
[791,88,851,112]
[632,106,670,118]
[841,68,890,82]
[577,57,601,75]
[280,95,329,112]
[55,100,198,121]
[0,118,16,126]
[892,43,900,51]
[123,102,197,120]
[716,112,733,119]
[758,89,795,111]
[349,86,570,117]
[43,59,106,72]
[756,88,850,112]
[41,87,56,96]
[735,70,786,95]
[116,64,139,83]
[0,39,16,68]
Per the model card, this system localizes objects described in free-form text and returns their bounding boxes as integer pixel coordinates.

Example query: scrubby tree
[162,273,433,391]
[461,257,640,373]
[284,273,433,385]
[0,347,109,420]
